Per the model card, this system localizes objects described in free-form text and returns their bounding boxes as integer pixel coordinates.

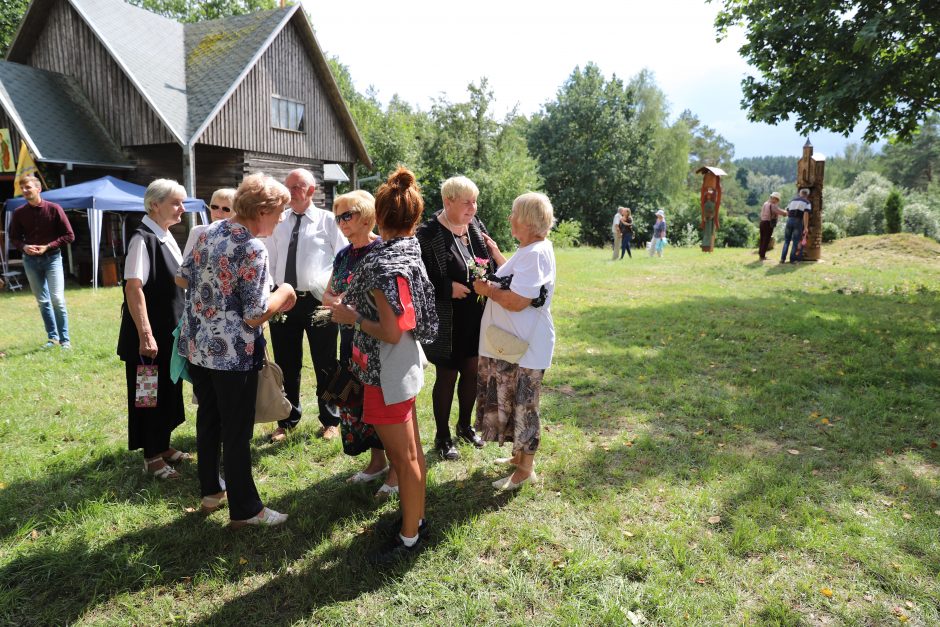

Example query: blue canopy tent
[3,176,206,288]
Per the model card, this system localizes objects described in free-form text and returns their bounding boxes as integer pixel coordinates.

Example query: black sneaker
[456,426,484,449]
[435,438,459,461]
[369,532,425,565]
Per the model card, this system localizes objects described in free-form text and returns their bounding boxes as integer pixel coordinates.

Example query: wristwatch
[354,314,364,332]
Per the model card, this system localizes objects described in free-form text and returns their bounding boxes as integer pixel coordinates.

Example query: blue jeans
[22,250,70,343]
[780,218,803,263]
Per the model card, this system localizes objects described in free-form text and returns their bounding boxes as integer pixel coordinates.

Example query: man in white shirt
[266,169,348,441]
[611,208,622,260]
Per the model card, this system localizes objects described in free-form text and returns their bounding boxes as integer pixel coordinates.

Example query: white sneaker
[230,507,288,529]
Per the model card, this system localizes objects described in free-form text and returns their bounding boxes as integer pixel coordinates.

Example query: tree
[825,142,881,187]
[880,115,940,190]
[884,188,903,234]
[0,0,28,56]
[126,0,277,23]
[528,63,654,246]
[715,0,940,142]
[628,70,689,208]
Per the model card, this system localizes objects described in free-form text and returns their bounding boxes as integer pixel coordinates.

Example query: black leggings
[432,356,479,441]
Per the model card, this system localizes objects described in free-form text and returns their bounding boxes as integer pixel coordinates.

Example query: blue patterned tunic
[177,220,269,371]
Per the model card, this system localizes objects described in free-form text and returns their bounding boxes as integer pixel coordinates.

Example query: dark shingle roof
[0,61,129,166]
[184,8,291,138]
[71,0,188,143]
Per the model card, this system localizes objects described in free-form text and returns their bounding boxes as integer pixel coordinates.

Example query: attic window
[271,96,305,132]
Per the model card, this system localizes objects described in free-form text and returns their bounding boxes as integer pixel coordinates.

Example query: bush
[821,222,844,243]
[884,188,904,234]
[549,220,582,248]
[717,215,757,248]
[902,203,940,241]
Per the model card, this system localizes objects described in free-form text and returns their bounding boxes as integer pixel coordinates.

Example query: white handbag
[482,325,529,364]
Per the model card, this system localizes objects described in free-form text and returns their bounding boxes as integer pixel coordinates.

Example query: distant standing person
[611,207,622,260]
[618,207,633,259]
[265,169,348,442]
[8,174,75,349]
[781,188,811,264]
[758,191,786,261]
[649,210,667,257]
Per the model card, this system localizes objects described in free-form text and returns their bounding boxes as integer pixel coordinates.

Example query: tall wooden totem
[796,139,826,261]
[696,166,726,252]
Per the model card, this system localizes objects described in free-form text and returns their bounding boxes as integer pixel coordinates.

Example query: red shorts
[362,384,414,425]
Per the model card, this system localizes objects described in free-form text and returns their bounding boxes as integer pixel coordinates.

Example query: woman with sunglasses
[322,191,398,497]
[183,188,235,257]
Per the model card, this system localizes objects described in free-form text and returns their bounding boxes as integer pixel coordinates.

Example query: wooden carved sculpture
[795,140,826,261]
[696,166,726,252]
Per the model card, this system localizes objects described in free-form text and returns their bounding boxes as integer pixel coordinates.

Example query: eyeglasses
[335,211,359,224]
[210,204,232,213]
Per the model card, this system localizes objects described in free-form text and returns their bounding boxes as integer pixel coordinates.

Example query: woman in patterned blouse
[177,173,297,528]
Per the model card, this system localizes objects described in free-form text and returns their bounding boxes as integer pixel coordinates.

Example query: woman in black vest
[415,176,492,460]
[117,179,189,479]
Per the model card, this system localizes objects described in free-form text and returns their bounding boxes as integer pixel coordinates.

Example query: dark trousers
[190,363,263,521]
[758,220,775,259]
[269,293,339,429]
[124,357,184,458]
[620,233,632,258]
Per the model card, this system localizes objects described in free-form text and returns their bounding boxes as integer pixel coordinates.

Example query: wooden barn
[0,0,370,276]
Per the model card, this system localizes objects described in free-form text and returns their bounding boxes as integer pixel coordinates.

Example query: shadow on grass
[543,287,939,621]
[0,446,516,625]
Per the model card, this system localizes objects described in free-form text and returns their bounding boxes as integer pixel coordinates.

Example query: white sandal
[143,457,181,480]
[374,483,399,499]
[347,465,390,483]
[230,507,288,529]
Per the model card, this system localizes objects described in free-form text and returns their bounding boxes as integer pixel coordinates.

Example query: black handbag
[320,360,363,408]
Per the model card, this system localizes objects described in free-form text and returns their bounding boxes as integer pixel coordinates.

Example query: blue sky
[303,0,871,160]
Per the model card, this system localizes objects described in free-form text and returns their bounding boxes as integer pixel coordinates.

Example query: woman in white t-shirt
[472,192,556,490]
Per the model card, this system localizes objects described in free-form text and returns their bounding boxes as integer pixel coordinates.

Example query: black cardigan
[116,224,185,361]
[415,212,492,363]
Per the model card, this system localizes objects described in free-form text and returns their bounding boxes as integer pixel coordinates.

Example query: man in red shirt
[8,175,75,348]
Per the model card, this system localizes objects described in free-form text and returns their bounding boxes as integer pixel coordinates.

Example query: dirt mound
[827,233,940,260]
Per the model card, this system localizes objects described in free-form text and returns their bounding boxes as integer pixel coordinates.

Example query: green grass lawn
[1,235,938,625]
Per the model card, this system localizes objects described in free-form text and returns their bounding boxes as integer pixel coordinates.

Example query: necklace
[440,211,477,283]
[440,211,470,246]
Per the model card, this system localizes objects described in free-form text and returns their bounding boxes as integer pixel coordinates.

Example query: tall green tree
[0,0,28,56]
[528,63,654,246]
[715,0,940,142]
[884,188,904,233]
[629,69,689,208]
[880,115,940,190]
[126,0,277,22]
[825,142,881,187]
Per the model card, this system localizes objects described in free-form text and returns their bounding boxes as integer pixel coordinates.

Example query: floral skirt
[475,356,544,455]
[340,401,384,456]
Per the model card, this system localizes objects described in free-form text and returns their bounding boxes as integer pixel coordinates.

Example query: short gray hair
[512,192,555,238]
[440,176,479,201]
[144,179,186,215]
[286,168,317,188]
[799,188,810,197]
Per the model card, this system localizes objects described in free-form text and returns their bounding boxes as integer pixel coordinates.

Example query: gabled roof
[184,8,291,139]
[5,0,370,166]
[69,0,189,144]
[0,61,130,166]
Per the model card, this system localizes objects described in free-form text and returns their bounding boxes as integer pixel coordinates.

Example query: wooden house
[0,0,370,209]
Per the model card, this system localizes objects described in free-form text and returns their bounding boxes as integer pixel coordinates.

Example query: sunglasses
[335,211,359,224]
[210,204,232,213]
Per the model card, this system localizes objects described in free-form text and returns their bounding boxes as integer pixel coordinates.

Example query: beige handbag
[255,344,292,423]
[482,325,529,364]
